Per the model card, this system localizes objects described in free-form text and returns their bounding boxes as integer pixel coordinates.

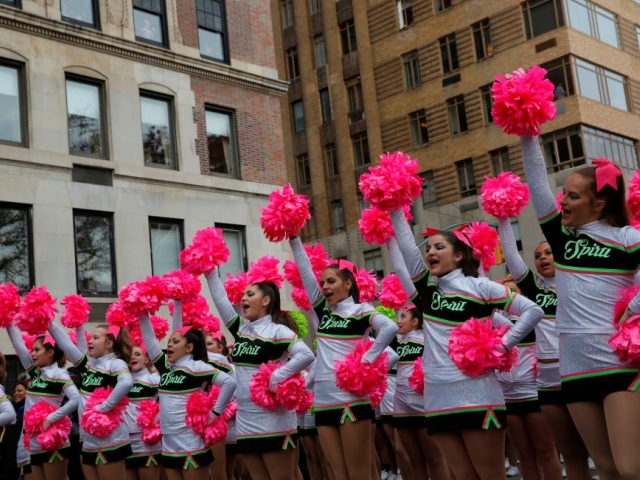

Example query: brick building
[0,0,288,378]
[270,0,640,279]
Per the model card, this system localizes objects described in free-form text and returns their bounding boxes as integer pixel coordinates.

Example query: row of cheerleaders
[0,64,639,480]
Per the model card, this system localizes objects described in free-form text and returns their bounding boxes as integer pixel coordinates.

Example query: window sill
[62,17,100,30]
[135,37,169,49]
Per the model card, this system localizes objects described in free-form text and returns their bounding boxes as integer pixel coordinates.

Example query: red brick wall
[191,76,286,185]
[226,0,277,69]
[176,0,199,49]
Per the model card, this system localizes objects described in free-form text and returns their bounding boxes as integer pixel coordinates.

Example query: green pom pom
[313,338,317,351]
[289,311,309,339]
[375,305,396,322]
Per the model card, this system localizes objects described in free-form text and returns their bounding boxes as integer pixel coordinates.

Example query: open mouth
[428,257,440,267]
[323,292,333,301]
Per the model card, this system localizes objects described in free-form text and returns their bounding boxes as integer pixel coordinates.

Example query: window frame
[402,50,421,89]
[133,0,169,48]
[573,57,629,111]
[540,56,575,99]
[0,201,35,293]
[480,84,493,125]
[582,125,639,172]
[325,143,339,178]
[565,0,619,48]
[397,0,414,29]
[280,0,294,28]
[61,0,101,29]
[439,33,459,75]
[420,170,437,207]
[296,153,311,188]
[301,206,318,242]
[73,209,117,297]
[490,147,511,174]
[472,19,492,61]
[331,200,346,234]
[409,109,429,148]
[522,0,564,40]
[285,46,300,80]
[0,0,21,9]
[292,100,305,134]
[542,125,585,172]
[216,223,248,279]
[148,217,184,276]
[434,0,452,13]
[447,95,468,135]
[352,132,370,167]
[340,20,358,55]
[139,90,178,170]
[196,0,230,63]
[314,35,327,68]
[319,88,332,123]
[455,159,477,198]
[310,0,321,14]
[364,248,385,280]
[205,105,239,178]
[0,59,28,148]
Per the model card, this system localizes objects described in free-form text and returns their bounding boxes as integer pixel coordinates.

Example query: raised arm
[7,325,33,370]
[387,236,418,300]
[48,321,84,366]
[99,360,133,413]
[46,381,80,425]
[205,269,242,328]
[363,314,399,364]
[139,314,163,362]
[389,209,427,278]
[497,218,529,281]
[172,300,183,332]
[76,324,88,354]
[289,237,323,305]
[270,338,315,388]
[211,369,236,415]
[503,294,543,350]
[521,135,558,219]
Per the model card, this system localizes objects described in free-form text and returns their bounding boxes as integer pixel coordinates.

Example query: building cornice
[0,8,290,96]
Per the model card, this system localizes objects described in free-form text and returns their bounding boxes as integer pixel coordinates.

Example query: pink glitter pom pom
[197,313,221,335]
[106,302,136,328]
[275,374,308,411]
[610,314,640,364]
[613,285,639,326]
[359,206,394,245]
[60,294,91,328]
[246,256,284,288]
[480,172,530,219]
[81,387,129,437]
[118,276,167,316]
[21,334,37,353]
[260,184,311,242]
[162,270,201,303]
[169,296,216,331]
[369,378,387,409]
[491,65,556,137]
[224,272,248,305]
[354,268,379,303]
[359,151,422,211]
[16,286,58,335]
[24,401,72,450]
[627,171,640,223]
[408,357,424,395]
[249,361,308,411]
[295,391,314,416]
[334,339,388,396]
[186,390,212,434]
[0,283,20,328]
[555,190,564,211]
[148,315,170,340]
[284,260,303,289]
[180,227,230,275]
[463,222,499,271]
[379,274,408,310]
[305,243,330,279]
[67,329,91,346]
[186,387,233,446]
[291,287,311,311]
[135,399,162,445]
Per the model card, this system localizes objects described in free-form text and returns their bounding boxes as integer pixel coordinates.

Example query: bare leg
[138,465,161,480]
[240,454,270,480]
[226,451,237,480]
[182,464,212,480]
[318,426,349,480]
[393,429,414,480]
[96,461,127,480]
[371,423,380,480]
[127,467,141,480]
[382,424,399,475]
[211,442,228,480]
[506,414,542,480]
[262,449,298,480]
[462,428,507,480]
[339,420,372,480]
[604,389,640,480]
[417,428,449,480]
[397,428,427,478]
[165,469,184,480]
[41,460,70,480]
[524,412,562,480]
[30,465,45,480]
[435,432,481,480]
[82,464,100,480]
[301,436,323,480]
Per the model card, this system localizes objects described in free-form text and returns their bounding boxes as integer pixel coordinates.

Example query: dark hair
[324,264,360,303]
[183,329,208,362]
[404,306,423,329]
[0,354,6,385]
[431,231,480,277]
[97,324,132,364]
[35,336,66,367]
[253,282,300,333]
[209,335,230,357]
[573,166,629,228]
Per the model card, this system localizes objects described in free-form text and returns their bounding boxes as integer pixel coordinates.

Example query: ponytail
[98,323,132,364]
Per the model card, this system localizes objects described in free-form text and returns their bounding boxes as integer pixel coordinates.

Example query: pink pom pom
[491,65,556,137]
[334,339,389,396]
[284,260,303,289]
[24,401,72,450]
[627,171,640,223]
[180,227,230,275]
[186,387,233,446]
[359,206,394,245]
[555,190,564,211]
[169,295,211,328]
[81,387,129,437]
[369,378,387,408]
[21,334,37,353]
[379,274,408,310]
[408,357,424,395]
[248,361,279,411]
[305,243,330,279]
[463,222,499,271]
[354,268,378,303]
[60,294,91,328]
[260,184,311,242]
[136,399,162,445]
[480,172,530,219]
[613,285,640,326]
[197,313,221,335]
[246,256,284,288]
[448,318,518,377]
[275,374,308,411]
[0,283,20,328]
[16,286,58,335]
[291,287,311,311]
[162,270,201,303]
[609,315,640,364]
[67,329,91,346]
[295,391,314,416]
[224,272,248,305]
[202,415,228,445]
[185,390,212,434]
[106,302,135,328]
[118,276,166,317]
[359,151,422,211]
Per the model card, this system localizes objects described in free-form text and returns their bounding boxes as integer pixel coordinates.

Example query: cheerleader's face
[31,339,55,368]
[397,309,419,335]
[166,333,191,362]
[13,384,26,403]
[534,242,555,278]
[130,346,149,372]
[241,285,270,321]
[425,235,463,277]
[320,268,352,306]
[560,173,605,227]
[88,327,113,358]
[206,336,223,354]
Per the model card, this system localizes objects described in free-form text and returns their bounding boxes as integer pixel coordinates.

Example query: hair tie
[453,230,472,248]
[107,326,121,338]
[42,334,56,347]
[592,158,622,192]
[338,259,356,274]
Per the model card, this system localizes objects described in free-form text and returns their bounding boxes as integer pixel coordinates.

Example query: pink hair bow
[43,334,56,347]
[338,259,356,274]
[592,158,622,192]
[453,230,472,248]
[210,331,224,342]
[175,326,193,337]
[107,325,121,338]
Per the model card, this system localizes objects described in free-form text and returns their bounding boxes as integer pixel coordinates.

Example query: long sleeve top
[395,329,424,393]
[389,209,543,374]
[124,369,160,434]
[0,386,15,426]
[520,135,640,333]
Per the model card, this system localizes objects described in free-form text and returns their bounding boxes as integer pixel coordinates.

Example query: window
[197,0,228,62]
[523,0,564,39]
[574,58,628,111]
[286,47,300,80]
[325,143,339,177]
[133,0,168,47]
[439,33,459,74]
[347,82,364,114]
[149,218,183,276]
[0,0,20,8]
[292,101,305,133]
[491,147,511,174]
[480,85,493,125]
[565,0,619,48]
[302,207,318,242]
[61,0,100,28]
[281,0,294,28]
[364,249,384,280]
[456,159,477,197]
[397,0,413,28]
[542,126,585,172]
[582,126,639,172]
[66,76,107,158]
[296,154,311,187]
[0,61,26,146]
[541,56,574,99]
[0,203,34,292]
[402,51,421,89]
[310,0,321,14]
[73,210,116,296]
[511,220,523,251]
[637,26,640,54]
[409,109,429,148]
[319,89,332,123]
[217,224,248,279]
[340,20,357,55]
[140,92,176,169]
[435,0,451,12]
[206,107,238,177]
[331,200,346,234]
[352,133,370,167]
[420,170,437,207]
[358,194,370,214]
[314,36,327,68]
[447,95,468,135]
[472,19,492,61]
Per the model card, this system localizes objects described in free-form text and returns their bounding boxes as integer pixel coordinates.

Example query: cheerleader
[288,237,398,480]
[0,352,17,437]
[389,209,543,479]
[124,344,161,480]
[205,268,314,480]
[520,134,640,479]
[497,218,591,479]
[137,312,236,480]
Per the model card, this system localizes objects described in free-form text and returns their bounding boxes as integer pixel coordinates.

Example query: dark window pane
[134,9,163,44]
[320,89,332,123]
[292,101,305,133]
[0,65,23,144]
[206,109,237,175]
[141,95,174,168]
[0,206,32,291]
[66,79,104,157]
[74,213,115,294]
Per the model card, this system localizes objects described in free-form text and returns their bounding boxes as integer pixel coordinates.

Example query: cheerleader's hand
[42,417,52,431]
[618,308,637,325]
[268,375,278,393]
[93,404,108,414]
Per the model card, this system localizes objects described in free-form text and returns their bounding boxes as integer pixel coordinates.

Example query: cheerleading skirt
[30,444,72,465]
[536,361,564,405]
[393,386,426,429]
[559,333,640,403]
[161,427,212,470]
[380,376,396,417]
[82,441,132,465]
[313,380,372,426]
[125,432,162,469]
